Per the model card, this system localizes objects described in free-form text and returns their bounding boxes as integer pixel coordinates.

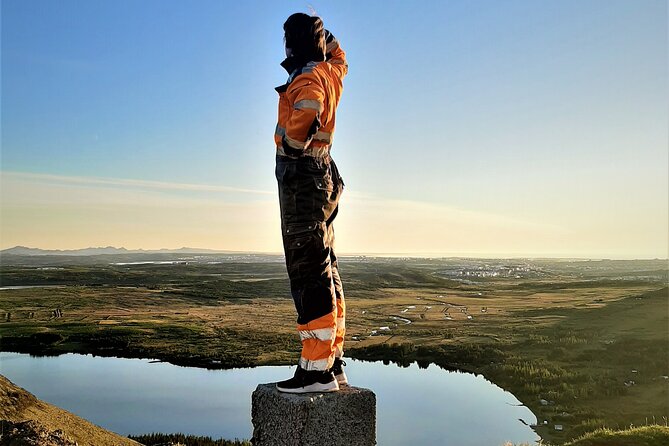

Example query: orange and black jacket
[275,32,348,158]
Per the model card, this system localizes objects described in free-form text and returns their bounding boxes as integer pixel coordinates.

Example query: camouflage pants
[275,154,345,371]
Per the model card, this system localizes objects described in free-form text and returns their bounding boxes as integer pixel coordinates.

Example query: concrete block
[251,383,376,446]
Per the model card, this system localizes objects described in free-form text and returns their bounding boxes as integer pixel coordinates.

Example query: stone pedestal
[251,383,376,446]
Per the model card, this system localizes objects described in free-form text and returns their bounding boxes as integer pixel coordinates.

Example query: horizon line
[1,245,666,261]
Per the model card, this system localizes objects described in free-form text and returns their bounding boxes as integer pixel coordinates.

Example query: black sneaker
[276,365,339,393]
[330,358,348,386]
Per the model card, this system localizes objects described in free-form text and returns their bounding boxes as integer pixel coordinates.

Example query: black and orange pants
[275,154,345,371]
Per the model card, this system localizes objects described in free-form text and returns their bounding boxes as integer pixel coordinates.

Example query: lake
[0,352,540,445]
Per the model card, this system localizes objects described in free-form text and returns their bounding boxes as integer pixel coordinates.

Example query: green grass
[562,425,669,446]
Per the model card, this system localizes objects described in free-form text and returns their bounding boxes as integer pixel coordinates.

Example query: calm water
[0,352,539,445]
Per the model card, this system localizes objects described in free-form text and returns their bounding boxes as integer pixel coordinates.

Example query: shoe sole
[335,372,348,386]
[276,380,340,394]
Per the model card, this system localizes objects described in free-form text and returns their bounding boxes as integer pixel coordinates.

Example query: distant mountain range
[0,246,233,256]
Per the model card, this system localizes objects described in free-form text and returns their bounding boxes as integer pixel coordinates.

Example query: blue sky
[1,0,667,258]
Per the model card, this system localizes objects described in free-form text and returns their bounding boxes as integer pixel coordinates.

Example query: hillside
[0,374,139,446]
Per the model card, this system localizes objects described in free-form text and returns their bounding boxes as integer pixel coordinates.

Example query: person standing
[274,13,348,393]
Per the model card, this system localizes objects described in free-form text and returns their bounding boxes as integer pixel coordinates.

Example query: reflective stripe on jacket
[275,33,348,157]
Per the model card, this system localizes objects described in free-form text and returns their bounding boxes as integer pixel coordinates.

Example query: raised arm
[324,30,348,79]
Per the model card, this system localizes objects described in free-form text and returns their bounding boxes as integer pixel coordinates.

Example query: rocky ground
[0,420,78,446]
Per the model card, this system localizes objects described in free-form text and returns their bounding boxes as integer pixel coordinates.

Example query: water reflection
[0,352,539,445]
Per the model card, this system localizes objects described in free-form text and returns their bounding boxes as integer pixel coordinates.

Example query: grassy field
[0,254,667,444]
